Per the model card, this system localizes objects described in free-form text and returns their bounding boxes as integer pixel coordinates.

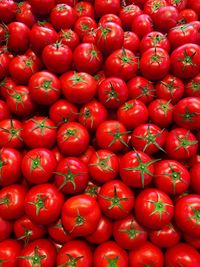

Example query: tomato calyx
[61,30,72,40]
[35,79,59,92]
[161,78,179,96]
[28,194,47,216]
[63,128,79,141]
[157,100,172,116]
[98,25,112,41]
[0,120,23,143]
[76,5,85,15]
[22,56,34,71]
[151,2,163,13]
[7,88,28,109]
[137,84,155,99]
[187,80,200,94]
[29,155,45,173]
[84,184,99,197]
[99,185,128,210]
[69,72,87,86]
[121,102,134,111]
[55,4,67,11]
[0,259,8,266]
[68,208,85,234]
[80,108,94,127]
[150,48,163,65]
[90,152,114,172]
[105,255,119,267]
[108,124,131,148]
[106,82,120,102]
[19,246,46,266]
[174,131,198,152]
[147,193,173,219]
[177,49,197,71]
[30,118,56,135]
[17,225,33,245]
[52,222,68,235]
[58,254,84,267]
[124,150,159,188]
[178,106,200,122]
[119,219,145,239]
[0,193,10,208]
[89,45,100,62]
[134,125,165,153]
[149,34,165,47]
[189,207,200,225]
[119,47,135,65]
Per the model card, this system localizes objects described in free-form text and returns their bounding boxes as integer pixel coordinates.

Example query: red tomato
[58,29,80,51]
[123,31,140,53]
[0,100,11,121]
[48,219,72,244]
[16,1,36,28]
[185,74,200,97]
[132,14,153,39]
[61,194,101,236]
[119,4,142,30]
[0,217,13,242]
[94,0,120,18]
[190,163,200,194]
[29,0,56,16]
[0,239,22,266]
[0,0,17,23]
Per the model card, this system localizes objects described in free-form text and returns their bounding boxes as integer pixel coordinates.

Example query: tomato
[98,180,134,219]
[48,219,72,244]
[84,181,100,199]
[0,100,11,121]
[154,160,190,195]
[149,223,181,248]
[113,214,148,250]
[165,128,198,160]
[178,9,198,23]
[98,77,128,109]
[120,150,157,188]
[171,43,200,79]
[79,146,96,165]
[132,14,153,39]
[6,86,35,117]
[128,76,156,104]
[74,1,94,18]
[183,234,200,249]
[14,215,46,244]
[174,97,200,130]
[24,183,64,225]
[29,71,61,106]
[104,48,138,81]
[0,77,16,100]
[7,22,30,53]
[0,53,10,81]
[50,4,77,30]
[140,47,170,81]
[88,149,119,183]
[119,4,142,30]
[95,22,124,55]
[30,22,58,54]
[0,119,23,149]
[129,241,164,267]
[148,99,174,128]
[56,240,92,267]
[57,122,89,156]
[190,163,200,194]
[78,99,108,132]
[143,0,167,19]
[123,31,140,53]
[22,148,57,184]
[175,194,200,237]
[153,6,179,33]
[18,239,57,267]
[0,0,17,23]
[0,148,22,187]
[74,16,97,39]
[96,120,130,153]
[86,215,113,244]
[155,74,184,104]
[29,0,56,16]
[94,241,128,267]
[62,194,101,236]
[99,14,122,26]
[60,71,97,104]
[58,29,80,51]
[22,117,57,149]
[73,43,103,75]
[94,0,120,18]
[54,157,88,194]
[16,1,36,28]
[0,184,26,220]
[49,99,78,126]
[0,217,13,242]
[131,123,166,155]
[0,239,22,267]
[135,188,174,229]
[165,243,200,267]
[185,74,200,97]
[140,31,170,54]
[167,0,187,11]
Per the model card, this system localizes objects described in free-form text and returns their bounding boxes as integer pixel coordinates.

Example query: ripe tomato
[74,16,97,39]
[135,188,174,229]
[60,71,97,104]
[185,74,200,97]
[58,29,80,51]
[57,122,89,156]
[119,4,142,30]
[74,1,94,18]
[18,239,57,267]
[94,241,128,267]
[190,163,200,194]
[123,31,140,53]
[0,184,26,220]
[0,53,11,81]
[15,1,36,28]
[56,240,92,267]
[98,180,134,219]
[94,0,120,18]
[131,14,153,39]
[113,214,148,250]
[0,100,11,121]
[0,217,13,242]
[0,239,22,266]
[0,0,17,23]
[96,120,130,153]
[24,184,64,225]
[62,194,101,236]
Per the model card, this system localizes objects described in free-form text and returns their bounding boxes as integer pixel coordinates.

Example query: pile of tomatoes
[0,0,200,266]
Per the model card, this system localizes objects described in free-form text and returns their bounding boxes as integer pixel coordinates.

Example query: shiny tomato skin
[190,163,200,194]
[0,0,17,23]
[58,29,80,51]
[0,184,26,220]
[131,14,153,39]
[18,239,57,267]
[185,74,200,97]
[74,16,97,40]
[99,14,122,26]
[165,243,200,267]
[119,4,142,30]
[0,53,10,81]
[56,240,92,267]
[24,184,64,225]
[61,194,101,236]
[0,239,22,267]
[123,31,140,53]
[0,100,11,121]
[94,0,120,18]
[135,188,174,230]
[129,241,164,267]
[47,219,72,245]
[0,217,13,242]
[94,241,128,267]
[15,1,36,28]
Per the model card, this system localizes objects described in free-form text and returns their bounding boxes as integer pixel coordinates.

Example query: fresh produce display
[0,0,200,266]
